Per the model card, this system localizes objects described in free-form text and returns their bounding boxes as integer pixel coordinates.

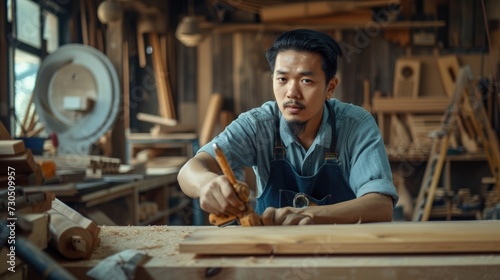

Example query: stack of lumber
[373,55,491,160]
[0,137,43,185]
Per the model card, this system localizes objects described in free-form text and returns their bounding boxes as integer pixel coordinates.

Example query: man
[178,29,398,225]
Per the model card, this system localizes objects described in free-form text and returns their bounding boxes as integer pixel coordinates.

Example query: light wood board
[50,226,500,280]
[0,139,25,155]
[179,221,500,255]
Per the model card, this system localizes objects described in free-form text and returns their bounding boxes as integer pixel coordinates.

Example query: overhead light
[175,16,204,47]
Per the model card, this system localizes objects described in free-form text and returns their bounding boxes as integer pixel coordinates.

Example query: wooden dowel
[27,124,45,137]
[86,0,96,48]
[21,92,34,132]
[80,0,89,45]
[26,110,37,133]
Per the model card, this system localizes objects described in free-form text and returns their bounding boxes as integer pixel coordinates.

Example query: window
[7,0,63,137]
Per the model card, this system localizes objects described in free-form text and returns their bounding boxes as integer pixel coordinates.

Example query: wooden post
[106,19,125,162]
[197,35,213,136]
[0,1,10,132]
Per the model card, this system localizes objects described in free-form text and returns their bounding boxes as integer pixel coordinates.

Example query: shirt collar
[279,103,332,149]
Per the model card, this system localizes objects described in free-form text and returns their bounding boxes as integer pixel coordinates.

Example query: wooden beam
[197,35,213,135]
[260,1,390,22]
[372,97,450,113]
[199,94,223,147]
[106,19,125,162]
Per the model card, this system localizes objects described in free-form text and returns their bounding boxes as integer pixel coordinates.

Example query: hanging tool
[208,144,262,227]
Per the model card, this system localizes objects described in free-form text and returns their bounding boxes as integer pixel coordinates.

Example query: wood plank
[437,55,460,98]
[179,221,500,255]
[389,114,411,147]
[197,36,212,135]
[137,112,177,127]
[0,140,25,155]
[150,32,176,120]
[0,122,11,140]
[372,97,450,113]
[285,10,373,25]
[259,1,389,22]
[0,149,37,173]
[199,94,223,146]
[50,225,500,280]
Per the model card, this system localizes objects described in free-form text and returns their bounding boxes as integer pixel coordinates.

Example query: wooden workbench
[51,224,500,280]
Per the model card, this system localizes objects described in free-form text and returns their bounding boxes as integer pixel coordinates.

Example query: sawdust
[87,226,200,263]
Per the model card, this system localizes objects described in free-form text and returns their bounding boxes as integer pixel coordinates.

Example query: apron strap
[325,100,339,161]
[273,102,285,160]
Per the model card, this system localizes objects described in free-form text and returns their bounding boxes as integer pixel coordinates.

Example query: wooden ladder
[412,65,500,221]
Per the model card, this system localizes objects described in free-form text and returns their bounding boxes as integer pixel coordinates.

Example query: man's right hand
[199,175,247,217]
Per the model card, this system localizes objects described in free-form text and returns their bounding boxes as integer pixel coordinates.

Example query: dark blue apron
[255,101,356,215]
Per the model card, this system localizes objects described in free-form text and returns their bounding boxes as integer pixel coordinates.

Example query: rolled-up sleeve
[342,111,399,206]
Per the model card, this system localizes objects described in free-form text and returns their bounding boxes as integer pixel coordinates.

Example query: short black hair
[265,29,342,82]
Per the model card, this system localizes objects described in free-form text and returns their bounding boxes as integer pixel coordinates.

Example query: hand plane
[208,144,262,227]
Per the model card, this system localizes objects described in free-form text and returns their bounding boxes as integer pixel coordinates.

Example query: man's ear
[326,77,339,99]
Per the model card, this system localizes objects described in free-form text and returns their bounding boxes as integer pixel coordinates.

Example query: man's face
[273,50,337,133]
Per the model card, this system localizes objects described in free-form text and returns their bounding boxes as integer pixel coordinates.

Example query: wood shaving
[267,255,274,263]
[137,245,163,250]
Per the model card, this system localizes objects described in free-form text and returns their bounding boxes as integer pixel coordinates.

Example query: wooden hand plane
[208,144,262,227]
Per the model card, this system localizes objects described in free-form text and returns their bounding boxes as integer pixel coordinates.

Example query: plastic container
[17,137,46,155]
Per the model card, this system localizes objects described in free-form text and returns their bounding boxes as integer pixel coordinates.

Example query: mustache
[283,100,305,109]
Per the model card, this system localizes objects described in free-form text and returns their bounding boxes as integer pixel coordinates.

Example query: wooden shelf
[201,20,446,33]
[58,172,181,226]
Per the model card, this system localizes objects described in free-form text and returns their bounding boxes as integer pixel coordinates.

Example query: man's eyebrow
[275,70,316,76]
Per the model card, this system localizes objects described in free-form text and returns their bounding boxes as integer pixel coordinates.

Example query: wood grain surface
[47,225,500,280]
[179,221,500,255]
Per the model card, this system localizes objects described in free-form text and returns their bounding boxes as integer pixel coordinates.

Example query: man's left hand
[261,207,314,225]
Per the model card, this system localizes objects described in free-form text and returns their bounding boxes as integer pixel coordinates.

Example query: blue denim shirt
[198,98,399,205]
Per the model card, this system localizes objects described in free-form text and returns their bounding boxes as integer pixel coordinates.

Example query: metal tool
[208,143,262,227]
